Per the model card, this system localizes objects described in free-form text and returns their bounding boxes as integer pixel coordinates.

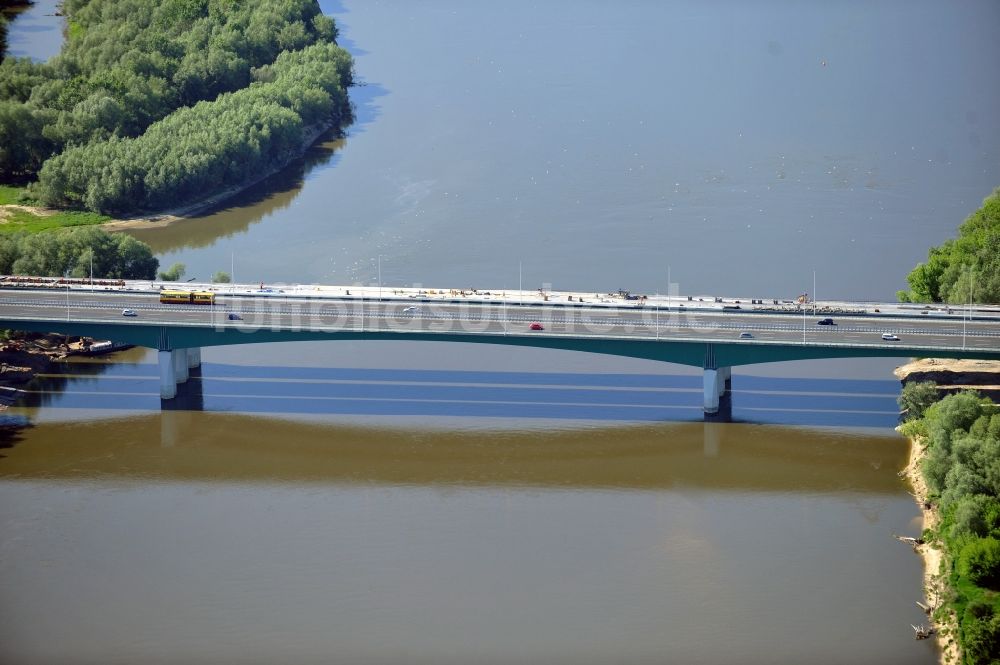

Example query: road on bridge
[1,288,998,352]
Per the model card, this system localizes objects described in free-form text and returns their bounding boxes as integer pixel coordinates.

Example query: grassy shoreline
[0,184,110,232]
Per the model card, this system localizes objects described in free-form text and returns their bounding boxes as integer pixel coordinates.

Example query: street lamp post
[964,265,974,350]
[813,270,817,315]
[503,286,507,335]
[963,301,967,350]
[519,261,522,307]
[378,254,383,302]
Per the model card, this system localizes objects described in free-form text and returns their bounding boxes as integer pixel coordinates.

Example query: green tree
[35,40,351,213]
[2,0,353,205]
[0,101,53,176]
[900,188,1000,304]
[899,381,938,421]
[958,537,1000,589]
[927,391,989,442]
[158,262,185,281]
[111,233,160,279]
[951,495,1000,542]
[0,228,158,279]
[211,271,230,283]
[920,391,993,495]
[962,610,1000,665]
[907,388,1000,662]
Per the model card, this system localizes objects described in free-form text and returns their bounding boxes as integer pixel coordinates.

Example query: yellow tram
[159,290,216,305]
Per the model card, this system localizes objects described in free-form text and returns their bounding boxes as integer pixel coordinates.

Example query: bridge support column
[159,350,177,399]
[703,366,731,414]
[173,348,189,384]
[717,366,731,397]
[186,347,201,369]
[703,369,720,414]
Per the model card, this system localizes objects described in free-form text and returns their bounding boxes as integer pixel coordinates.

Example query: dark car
[227,313,243,320]
[817,318,835,325]
[529,322,544,331]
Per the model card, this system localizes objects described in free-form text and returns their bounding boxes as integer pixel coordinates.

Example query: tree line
[0,0,352,213]
[900,385,1000,663]
[0,227,158,278]
[899,188,1000,304]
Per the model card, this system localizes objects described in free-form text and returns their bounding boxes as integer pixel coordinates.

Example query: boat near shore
[67,340,134,357]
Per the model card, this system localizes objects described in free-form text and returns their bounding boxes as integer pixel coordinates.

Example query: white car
[881,333,900,341]
[122,309,137,317]
[402,306,420,314]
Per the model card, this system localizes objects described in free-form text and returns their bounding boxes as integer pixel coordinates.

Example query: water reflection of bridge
[2,407,907,495]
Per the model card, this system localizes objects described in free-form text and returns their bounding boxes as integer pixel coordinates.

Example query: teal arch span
[3,318,999,368]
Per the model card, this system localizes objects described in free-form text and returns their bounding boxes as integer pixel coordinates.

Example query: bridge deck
[3,278,998,409]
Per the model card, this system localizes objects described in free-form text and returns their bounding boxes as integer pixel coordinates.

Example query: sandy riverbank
[902,434,960,664]
[896,358,1000,402]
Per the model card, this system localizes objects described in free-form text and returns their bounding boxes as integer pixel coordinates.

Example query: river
[4,0,1000,663]
[1,0,63,61]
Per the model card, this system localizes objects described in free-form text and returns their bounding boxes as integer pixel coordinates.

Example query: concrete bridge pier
[173,348,189,384]
[158,347,202,399]
[703,365,732,415]
[159,350,178,399]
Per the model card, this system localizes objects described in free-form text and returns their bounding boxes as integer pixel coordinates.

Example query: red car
[529,322,544,331]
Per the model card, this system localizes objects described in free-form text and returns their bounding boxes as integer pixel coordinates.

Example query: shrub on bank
[962,602,1000,665]
[958,538,1000,590]
[899,381,940,421]
[909,390,1000,663]
[950,495,1000,542]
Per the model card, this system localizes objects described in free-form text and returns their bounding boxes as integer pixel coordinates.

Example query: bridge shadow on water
[13,362,903,430]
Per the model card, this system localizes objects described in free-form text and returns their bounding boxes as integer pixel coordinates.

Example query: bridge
[2,278,999,414]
